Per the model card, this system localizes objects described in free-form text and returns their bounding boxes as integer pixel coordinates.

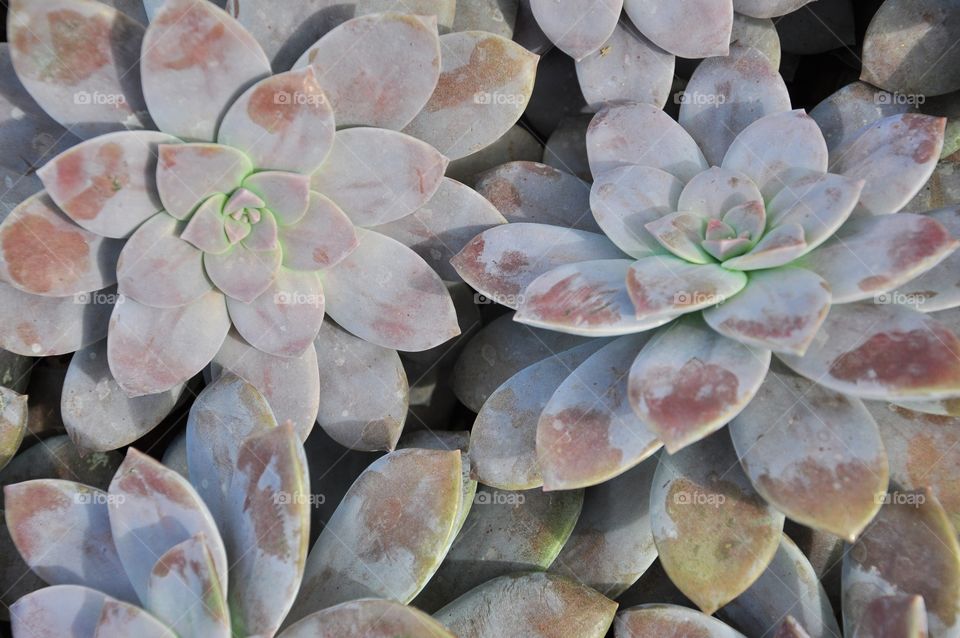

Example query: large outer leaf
[0,386,27,469]
[94,600,176,638]
[623,0,733,58]
[891,206,960,312]
[0,192,122,297]
[414,484,583,612]
[4,479,137,601]
[810,81,916,152]
[140,0,271,141]
[718,535,840,638]
[616,604,747,638]
[731,366,888,540]
[651,431,785,613]
[779,302,960,400]
[403,32,539,160]
[279,598,455,638]
[470,341,605,489]
[861,0,960,96]
[852,595,929,638]
[843,488,960,637]
[625,256,748,323]
[529,0,621,60]
[537,334,661,490]
[734,0,814,18]
[155,144,252,220]
[435,572,617,638]
[8,0,149,137]
[62,339,183,451]
[552,457,658,598]
[11,585,117,637]
[108,448,228,603]
[289,449,462,622]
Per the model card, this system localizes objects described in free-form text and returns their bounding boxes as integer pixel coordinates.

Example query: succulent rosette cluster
[0,0,536,452]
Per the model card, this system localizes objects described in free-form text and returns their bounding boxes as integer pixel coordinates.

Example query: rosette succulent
[0,0,536,452]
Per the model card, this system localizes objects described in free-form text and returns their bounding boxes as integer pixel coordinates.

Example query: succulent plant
[0,0,537,452]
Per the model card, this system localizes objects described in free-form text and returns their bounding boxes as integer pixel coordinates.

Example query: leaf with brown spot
[853,595,928,638]
[141,0,270,141]
[94,600,175,638]
[730,366,888,540]
[625,256,748,324]
[628,315,770,452]
[414,484,583,612]
[775,616,814,638]
[552,456,658,598]
[717,535,841,638]
[11,585,117,637]
[403,32,539,160]
[4,479,137,601]
[452,223,626,310]
[779,302,960,400]
[890,205,960,312]
[809,81,916,152]
[435,572,617,638]
[538,333,661,490]
[8,0,150,138]
[278,598,455,638]
[650,431,785,613]
[615,603,747,638]
[288,448,462,623]
[224,423,310,637]
[842,488,960,637]
[155,143,253,219]
[108,448,228,603]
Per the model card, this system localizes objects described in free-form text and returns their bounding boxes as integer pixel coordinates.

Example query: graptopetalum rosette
[453,49,960,613]
[0,0,536,451]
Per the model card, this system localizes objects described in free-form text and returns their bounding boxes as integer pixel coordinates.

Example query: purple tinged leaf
[830,113,946,216]
[679,47,791,166]
[651,432,785,614]
[108,290,230,396]
[62,339,184,452]
[95,600,176,638]
[435,572,618,638]
[203,241,282,303]
[11,585,116,637]
[842,488,960,637]
[733,0,814,18]
[371,177,507,281]
[625,255,748,322]
[0,281,113,355]
[576,20,675,110]
[797,213,958,303]
[676,166,763,220]
[243,171,310,225]
[4,479,137,601]
[765,171,864,252]
[218,67,334,175]
[475,161,599,232]
[141,0,270,141]
[469,341,607,489]
[529,0,622,60]
[279,598,455,638]
[186,373,278,525]
[721,110,828,200]
[809,81,916,152]
[181,194,231,254]
[628,316,770,452]
[853,595,928,638]
[0,387,26,469]
[242,209,279,251]
[623,0,733,58]
[155,143,253,220]
[225,423,310,637]
[616,604,747,637]
[892,206,960,312]
[779,302,960,400]
[289,449,462,622]
[145,533,230,638]
[117,212,213,307]
[721,223,807,270]
[517,259,676,336]
[313,321,408,452]
[590,165,683,258]
[226,268,324,358]
[403,32,539,160]
[8,0,150,138]
[645,212,712,263]
[452,223,625,309]
[322,228,459,352]
[0,191,123,297]
[775,616,814,638]
[703,268,831,355]
[538,334,661,490]
[730,366,887,540]
[108,449,228,604]
[587,102,708,181]
[293,13,441,130]
[277,192,357,271]
[39,131,179,238]
[211,330,320,438]
[552,457,659,597]
[312,128,447,227]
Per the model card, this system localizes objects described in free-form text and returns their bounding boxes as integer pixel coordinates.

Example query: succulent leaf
[278,598,455,638]
[203,241,282,303]
[891,205,960,311]
[615,603,747,638]
[155,143,253,220]
[852,595,929,638]
[529,0,621,60]
[11,585,120,637]
[277,192,357,271]
[0,386,27,469]
[622,0,733,58]
[625,256,748,322]
[95,599,177,638]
